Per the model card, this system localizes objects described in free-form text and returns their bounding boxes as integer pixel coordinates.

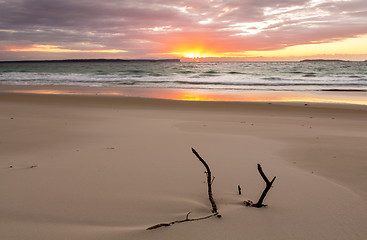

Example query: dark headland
[300,59,348,62]
[0,59,180,63]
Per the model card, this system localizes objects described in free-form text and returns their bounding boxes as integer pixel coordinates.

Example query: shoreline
[1,84,367,105]
[1,89,367,239]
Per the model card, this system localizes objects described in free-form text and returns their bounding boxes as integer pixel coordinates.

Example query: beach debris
[244,200,253,206]
[8,165,38,169]
[245,163,276,208]
[147,223,171,230]
[238,185,242,195]
[146,148,221,230]
[147,212,219,230]
[192,148,218,214]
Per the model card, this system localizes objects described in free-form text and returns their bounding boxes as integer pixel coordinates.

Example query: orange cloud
[162,33,367,61]
[5,44,127,53]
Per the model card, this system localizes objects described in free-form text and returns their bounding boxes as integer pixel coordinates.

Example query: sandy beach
[1,91,367,240]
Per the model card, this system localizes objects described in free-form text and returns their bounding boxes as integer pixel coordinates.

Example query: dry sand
[1,92,367,240]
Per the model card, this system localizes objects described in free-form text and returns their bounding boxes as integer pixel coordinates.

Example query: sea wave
[1,61,366,91]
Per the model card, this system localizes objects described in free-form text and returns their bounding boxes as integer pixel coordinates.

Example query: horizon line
[1,58,366,63]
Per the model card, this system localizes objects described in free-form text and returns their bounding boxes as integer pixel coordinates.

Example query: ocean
[0,60,367,92]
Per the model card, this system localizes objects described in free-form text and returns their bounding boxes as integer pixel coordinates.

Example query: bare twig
[185,211,191,220]
[211,176,215,185]
[251,163,276,208]
[146,223,171,230]
[237,185,242,195]
[146,148,221,231]
[192,148,218,214]
[146,212,219,230]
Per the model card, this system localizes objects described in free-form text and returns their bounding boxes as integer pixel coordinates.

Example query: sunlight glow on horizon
[168,34,367,61]
[242,34,367,58]
[5,44,127,53]
[6,34,367,61]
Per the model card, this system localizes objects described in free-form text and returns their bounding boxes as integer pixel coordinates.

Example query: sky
[0,0,367,61]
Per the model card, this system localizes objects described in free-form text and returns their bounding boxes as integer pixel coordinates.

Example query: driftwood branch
[146,212,219,230]
[251,163,276,208]
[146,148,221,231]
[192,148,218,214]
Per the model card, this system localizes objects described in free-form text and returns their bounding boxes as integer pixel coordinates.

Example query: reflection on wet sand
[6,88,367,105]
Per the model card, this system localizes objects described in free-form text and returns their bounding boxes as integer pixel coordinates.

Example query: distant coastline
[2,59,367,63]
[300,59,348,62]
[0,58,181,63]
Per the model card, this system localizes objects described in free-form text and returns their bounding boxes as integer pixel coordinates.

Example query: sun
[168,42,221,60]
[183,52,209,59]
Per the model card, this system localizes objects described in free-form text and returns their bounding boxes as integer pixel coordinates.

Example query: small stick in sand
[191,148,218,214]
[146,148,221,230]
[250,163,276,208]
[238,185,242,195]
[146,212,219,230]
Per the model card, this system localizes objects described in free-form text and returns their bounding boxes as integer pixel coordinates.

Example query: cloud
[0,0,367,60]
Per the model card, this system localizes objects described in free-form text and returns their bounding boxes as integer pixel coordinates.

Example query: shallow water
[1,61,367,91]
